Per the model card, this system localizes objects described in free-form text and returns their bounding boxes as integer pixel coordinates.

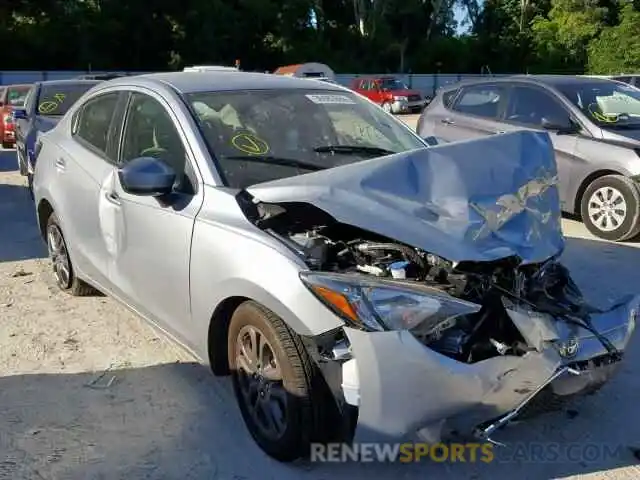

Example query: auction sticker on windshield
[306,94,356,105]
[231,133,270,155]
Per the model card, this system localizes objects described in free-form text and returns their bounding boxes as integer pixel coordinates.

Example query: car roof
[103,71,347,94]
[438,74,623,94]
[37,79,102,87]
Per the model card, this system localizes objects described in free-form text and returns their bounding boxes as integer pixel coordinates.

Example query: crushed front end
[296,255,638,445]
[239,130,638,445]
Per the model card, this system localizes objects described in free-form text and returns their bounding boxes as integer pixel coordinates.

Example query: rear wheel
[227,301,339,462]
[382,102,392,114]
[580,174,640,242]
[46,213,96,296]
[2,141,12,150]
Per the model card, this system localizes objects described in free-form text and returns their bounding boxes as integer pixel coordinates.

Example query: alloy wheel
[235,324,288,440]
[47,224,71,288]
[587,186,628,232]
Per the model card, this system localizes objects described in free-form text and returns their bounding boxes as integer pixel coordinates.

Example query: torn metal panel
[342,293,638,444]
[247,130,564,264]
[343,327,561,443]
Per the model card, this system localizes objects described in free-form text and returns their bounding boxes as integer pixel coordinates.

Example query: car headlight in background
[393,96,408,103]
[300,271,480,332]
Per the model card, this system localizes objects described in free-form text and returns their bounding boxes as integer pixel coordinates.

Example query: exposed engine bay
[238,196,620,364]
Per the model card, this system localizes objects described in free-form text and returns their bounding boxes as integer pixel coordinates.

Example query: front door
[106,91,204,340]
[499,84,579,210]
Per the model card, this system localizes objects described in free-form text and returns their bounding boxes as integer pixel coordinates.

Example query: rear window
[37,82,99,116]
[6,86,30,107]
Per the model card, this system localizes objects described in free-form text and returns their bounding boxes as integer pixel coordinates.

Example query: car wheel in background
[382,102,392,114]
[46,213,97,296]
[227,300,339,462]
[2,142,12,150]
[580,174,640,242]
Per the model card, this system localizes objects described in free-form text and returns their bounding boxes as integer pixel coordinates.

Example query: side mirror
[118,156,176,197]
[541,116,577,134]
[12,108,27,120]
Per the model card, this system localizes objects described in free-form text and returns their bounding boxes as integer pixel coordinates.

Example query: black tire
[227,301,337,462]
[2,141,12,150]
[46,213,96,296]
[580,174,640,242]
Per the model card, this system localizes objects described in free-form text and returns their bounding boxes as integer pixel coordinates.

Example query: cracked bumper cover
[340,294,638,443]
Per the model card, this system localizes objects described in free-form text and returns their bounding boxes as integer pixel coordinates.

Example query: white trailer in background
[273,63,336,81]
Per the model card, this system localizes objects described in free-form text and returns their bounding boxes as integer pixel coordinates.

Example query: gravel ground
[1,136,640,480]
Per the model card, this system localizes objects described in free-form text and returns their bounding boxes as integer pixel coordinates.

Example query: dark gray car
[417,75,640,242]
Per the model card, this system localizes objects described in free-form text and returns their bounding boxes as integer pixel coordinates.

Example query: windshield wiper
[313,145,397,156]
[224,155,327,171]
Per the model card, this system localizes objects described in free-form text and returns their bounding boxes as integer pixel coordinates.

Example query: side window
[442,89,458,108]
[453,85,505,119]
[121,93,188,188]
[73,92,119,157]
[361,80,370,90]
[505,86,569,126]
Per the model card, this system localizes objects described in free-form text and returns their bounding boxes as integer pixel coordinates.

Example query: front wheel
[227,301,339,461]
[580,174,640,242]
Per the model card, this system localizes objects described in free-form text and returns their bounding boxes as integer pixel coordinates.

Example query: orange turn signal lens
[311,285,359,323]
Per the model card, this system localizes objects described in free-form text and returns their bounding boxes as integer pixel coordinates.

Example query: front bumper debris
[340,294,638,444]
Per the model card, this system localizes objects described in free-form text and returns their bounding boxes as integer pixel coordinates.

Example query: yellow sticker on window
[38,101,59,114]
[231,133,269,155]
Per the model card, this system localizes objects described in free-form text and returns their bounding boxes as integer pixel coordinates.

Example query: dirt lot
[1,140,640,479]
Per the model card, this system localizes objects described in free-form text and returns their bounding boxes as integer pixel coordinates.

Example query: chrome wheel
[382,102,392,113]
[235,325,288,440]
[587,186,628,232]
[47,224,71,288]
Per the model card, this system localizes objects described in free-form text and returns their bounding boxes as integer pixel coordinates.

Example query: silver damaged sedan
[32,71,638,461]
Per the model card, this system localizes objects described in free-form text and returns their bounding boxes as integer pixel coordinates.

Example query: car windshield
[380,78,408,90]
[7,86,30,107]
[186,89,425,188]
[557,81,640,128]
[37,83,99,116]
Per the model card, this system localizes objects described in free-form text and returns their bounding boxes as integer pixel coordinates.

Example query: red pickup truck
[350,76,427,114]
[0,83,31,148]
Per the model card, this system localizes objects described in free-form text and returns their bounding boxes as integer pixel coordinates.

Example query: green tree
[587,2,640,73]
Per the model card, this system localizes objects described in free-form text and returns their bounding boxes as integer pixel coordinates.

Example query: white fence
[0,71,515,97]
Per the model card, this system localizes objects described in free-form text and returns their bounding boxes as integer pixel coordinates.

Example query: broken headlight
[300,271,480,332]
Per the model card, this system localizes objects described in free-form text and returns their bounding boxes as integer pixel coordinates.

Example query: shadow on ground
[0,183,45,262]
[0,358,638,480]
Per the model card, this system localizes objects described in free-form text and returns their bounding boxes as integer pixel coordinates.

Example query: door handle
[441,118,455,125]
[55,158,66,170]
[105,191,121,206]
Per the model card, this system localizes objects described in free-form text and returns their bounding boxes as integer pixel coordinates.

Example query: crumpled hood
[246,130,564,264]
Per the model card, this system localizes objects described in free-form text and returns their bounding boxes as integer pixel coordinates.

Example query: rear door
[435,83,509,142]
[499,84,579,210]
[55,91,126,289]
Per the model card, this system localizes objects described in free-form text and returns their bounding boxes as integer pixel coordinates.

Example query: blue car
[13,79,101,187]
